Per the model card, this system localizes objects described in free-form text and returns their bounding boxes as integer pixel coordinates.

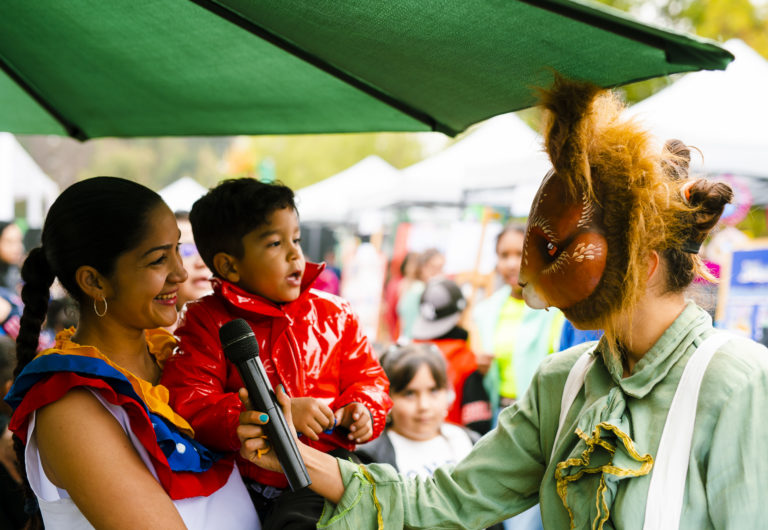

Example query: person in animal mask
[236,78,768,529]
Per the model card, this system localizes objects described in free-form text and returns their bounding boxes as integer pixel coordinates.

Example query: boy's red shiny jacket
[160,262,392,487]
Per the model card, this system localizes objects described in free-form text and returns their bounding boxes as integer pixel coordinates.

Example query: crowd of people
[1,77,767,530]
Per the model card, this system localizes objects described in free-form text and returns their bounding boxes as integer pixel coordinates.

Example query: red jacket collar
[211,262,325,317]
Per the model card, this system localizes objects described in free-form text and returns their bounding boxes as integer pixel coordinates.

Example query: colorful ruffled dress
[5,328,258,529]
[317,303,768,529]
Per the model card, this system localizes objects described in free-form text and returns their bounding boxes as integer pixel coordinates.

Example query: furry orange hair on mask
[519,77,732,355]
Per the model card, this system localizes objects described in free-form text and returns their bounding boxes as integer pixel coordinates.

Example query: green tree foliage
[678,0,768,56]
[77,137,231,189]
[22,130,431,192]
[596,0,768,58]
[595,0,768,103]
[18,136,231,191]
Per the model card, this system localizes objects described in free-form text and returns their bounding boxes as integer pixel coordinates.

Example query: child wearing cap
[412,278,492,435]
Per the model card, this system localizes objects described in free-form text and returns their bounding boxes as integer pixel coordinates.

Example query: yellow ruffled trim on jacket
[36,327,194,437]
[359,465,384,530]
[555,422,653,530]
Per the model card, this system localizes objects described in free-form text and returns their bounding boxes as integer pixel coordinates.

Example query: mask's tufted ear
[539,76,601,202]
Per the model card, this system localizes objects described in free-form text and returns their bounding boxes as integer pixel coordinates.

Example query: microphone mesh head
[219,319,259,364]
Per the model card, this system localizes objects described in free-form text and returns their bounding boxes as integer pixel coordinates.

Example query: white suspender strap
[642,331,732,530]
[551,348,597,462]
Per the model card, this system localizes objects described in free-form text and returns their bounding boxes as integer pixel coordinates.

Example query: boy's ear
[213,252,240,283]
[75,266,111,302]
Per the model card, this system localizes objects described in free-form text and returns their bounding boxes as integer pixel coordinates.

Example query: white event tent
[297,113,551,225]
[158,176,209,214]
[0,133,59,228]
[399,112,551,215]
[629,39,768,180]
[295,155,402,224]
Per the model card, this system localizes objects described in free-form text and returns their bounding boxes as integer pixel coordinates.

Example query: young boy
[160,178,392,529]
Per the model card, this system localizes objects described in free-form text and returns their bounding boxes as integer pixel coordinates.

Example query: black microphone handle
[236,357,311,491]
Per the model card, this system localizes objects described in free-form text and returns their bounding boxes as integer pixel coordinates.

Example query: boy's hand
[334,402,372,443]
[290,397,335,441]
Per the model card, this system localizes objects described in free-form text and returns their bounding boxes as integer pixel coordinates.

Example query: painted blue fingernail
[323,416,337,434]
[259,413,269,423]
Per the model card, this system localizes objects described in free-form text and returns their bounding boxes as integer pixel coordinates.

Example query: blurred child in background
[356,343,477,477]
[173,211,212,314]
[397,248,445,340]
[412,278,492,434]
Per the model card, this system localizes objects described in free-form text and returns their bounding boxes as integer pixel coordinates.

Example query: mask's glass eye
[546,241,558,257]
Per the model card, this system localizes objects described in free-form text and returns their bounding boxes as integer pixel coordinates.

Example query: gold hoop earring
[93,297,108,317]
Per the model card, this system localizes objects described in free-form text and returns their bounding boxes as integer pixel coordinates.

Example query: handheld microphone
[219,318,311,491]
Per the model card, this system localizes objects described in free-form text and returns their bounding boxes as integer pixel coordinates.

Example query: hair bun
[662,139,691,181]
[687,179,734,234]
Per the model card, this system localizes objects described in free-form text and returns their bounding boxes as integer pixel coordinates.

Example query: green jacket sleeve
[318,366,552,529]
[704,346,768,529]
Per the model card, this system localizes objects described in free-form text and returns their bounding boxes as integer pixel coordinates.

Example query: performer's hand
[335,402,372,443]
[237,385,296,472]
[290,397,335,441]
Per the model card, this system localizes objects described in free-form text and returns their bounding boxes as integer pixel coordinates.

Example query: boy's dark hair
[190,178,296,275]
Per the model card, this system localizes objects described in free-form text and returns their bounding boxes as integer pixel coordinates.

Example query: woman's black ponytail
[14,248,55,379]
[12,248,53,530]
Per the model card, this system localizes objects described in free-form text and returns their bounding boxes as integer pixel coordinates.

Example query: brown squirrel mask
[519,78,732,350]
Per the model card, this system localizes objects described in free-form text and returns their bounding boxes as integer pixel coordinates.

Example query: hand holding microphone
[221,318,311,491]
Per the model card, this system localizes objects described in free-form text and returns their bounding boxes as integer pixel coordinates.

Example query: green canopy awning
[0,0,733,140]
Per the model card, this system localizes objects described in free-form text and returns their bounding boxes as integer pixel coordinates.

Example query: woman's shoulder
[38,384,103,408]
[36,387,117,427]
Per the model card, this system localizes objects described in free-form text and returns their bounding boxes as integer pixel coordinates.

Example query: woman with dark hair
[4,177,258,529]
[471,223,564,422]
[237,79,768,529]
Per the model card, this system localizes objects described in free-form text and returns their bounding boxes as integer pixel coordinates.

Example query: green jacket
[319,303,768,529]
